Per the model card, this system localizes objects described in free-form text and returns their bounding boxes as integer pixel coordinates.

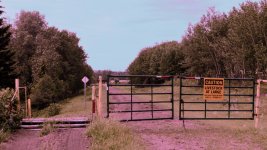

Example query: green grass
[53,95,92,118]
[86,118,144,150]
[33,88,93,118]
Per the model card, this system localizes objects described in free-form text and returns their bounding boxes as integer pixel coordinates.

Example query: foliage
[47,103,61,117]
[30,75,57,108]
[183,1,267,78]
[0,88,22,132]
[127,41,185,83]
[9,11,94,108]
[86,118,144,150]
[0,4,16,88]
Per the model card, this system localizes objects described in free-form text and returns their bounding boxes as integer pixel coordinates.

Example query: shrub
[0,88,23,132]
[47,103,61,117]
[31,75,57,108]
[31,75,68,109]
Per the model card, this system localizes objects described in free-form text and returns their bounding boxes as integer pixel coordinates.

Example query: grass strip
[86,118,144,150]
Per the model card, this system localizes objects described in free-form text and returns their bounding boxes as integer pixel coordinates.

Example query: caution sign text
[204,78,224,100]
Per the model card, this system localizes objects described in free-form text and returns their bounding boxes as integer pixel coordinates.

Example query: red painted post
[92,100,96,113]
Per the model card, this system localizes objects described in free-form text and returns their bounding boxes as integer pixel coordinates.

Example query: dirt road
[0,128,89,150]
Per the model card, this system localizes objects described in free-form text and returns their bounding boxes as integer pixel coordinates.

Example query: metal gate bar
[107,75,174,121]
[179,77,255,120]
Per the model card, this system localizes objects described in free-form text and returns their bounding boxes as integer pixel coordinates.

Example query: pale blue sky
[2,0,261,71]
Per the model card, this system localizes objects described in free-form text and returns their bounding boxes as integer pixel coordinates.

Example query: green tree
[159,42,185,75]
[182,9,229,77]
[9,11,94,108]
[0,5,16,88]
[10,11,47,87]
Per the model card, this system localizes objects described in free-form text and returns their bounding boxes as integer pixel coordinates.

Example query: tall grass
[86,119,144,150]
[0,129,9,143]
[39,121,56,137]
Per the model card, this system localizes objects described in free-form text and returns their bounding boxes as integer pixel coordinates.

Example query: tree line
[128,1,267,79]
[0,9,93,108]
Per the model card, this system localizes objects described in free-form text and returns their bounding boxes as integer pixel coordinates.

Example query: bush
[31,75,68,109]
[32,103,61,118]
[47,103,61,117]
[0,88,23,132]
[31,75,57,108]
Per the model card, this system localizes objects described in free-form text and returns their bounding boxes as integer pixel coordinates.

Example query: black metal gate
[179,77,255,120]
[107,75,174,121]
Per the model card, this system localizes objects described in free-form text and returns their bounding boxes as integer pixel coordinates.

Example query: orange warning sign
[203,78,224,100]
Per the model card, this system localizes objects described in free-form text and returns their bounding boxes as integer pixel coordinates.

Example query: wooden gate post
[255,79,261,128]
[27,99,32,118]
[255,80,267,128]
[15,79,20,110]
[98,76,103,118]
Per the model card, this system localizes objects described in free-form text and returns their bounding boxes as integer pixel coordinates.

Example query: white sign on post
[82,76,89,83]
[82,76,89,110]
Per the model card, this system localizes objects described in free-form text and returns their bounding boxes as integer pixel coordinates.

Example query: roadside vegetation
[86,118,144,150]
[0,129,9,143]
[0,88,22,143]
[39,121,56,137]
[33,103,61,117]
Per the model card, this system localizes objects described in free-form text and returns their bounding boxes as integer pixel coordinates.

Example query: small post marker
[82,76,89,110]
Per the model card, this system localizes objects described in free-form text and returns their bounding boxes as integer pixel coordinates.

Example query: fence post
[92,86,96,114]
[25,97,28,117]
[255,79,261,128]
[27,99,32,118]
[98,76,103,118]
[15,79,20,110]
